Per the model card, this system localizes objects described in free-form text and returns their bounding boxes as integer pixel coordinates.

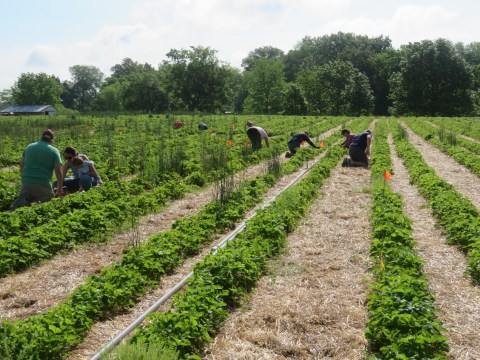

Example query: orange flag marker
[320,142,325,148]
[384,170,392,181]
[244,141,249,147]
[227,140,233,147]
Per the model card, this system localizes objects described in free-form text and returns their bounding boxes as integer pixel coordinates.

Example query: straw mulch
[66,132,347,360]
[401,122,480,210]
[0,159,275,322]
[205,165,372,360]
[0,125,344,323]
[389,135,480,360]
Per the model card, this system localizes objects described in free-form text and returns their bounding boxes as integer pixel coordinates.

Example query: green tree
[241,46,285,71]
[63,65,104,111]
[107,58,156,84]
[389,39,474,116]
[0,88,13,108]
[161,46,232,112]
[93,82,124,111]
[122,71,167,113]
[296,61,373,116]
[284,32,392,114]
[11,72,63,106]
[368,49,401,115]
[244,59,286,114]
[282,82,306,115]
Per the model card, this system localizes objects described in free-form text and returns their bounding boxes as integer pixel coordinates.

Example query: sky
[1,0,479,90]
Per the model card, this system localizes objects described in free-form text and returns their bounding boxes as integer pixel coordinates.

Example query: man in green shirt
[10,129,63,210]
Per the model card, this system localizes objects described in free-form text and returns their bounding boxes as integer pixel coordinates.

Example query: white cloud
[323,4,459,47]
[0,1,478,90]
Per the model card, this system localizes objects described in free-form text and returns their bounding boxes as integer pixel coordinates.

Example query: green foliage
[389,39,474,116]
[392,119,480,284]
[244,59,286,114]
[366,119,449,359]
[11,72,63,106]
[63,65,104,112]
[102,342,178,360]
[296,60,374,116]
[241,46,285,71]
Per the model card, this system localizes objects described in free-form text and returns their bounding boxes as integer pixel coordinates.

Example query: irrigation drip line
[90,144,333,360]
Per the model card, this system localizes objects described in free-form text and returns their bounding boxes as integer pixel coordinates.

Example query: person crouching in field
[341,129,356,149]
[72,157,102,191]
[285,131,319,158]
[347,130,372,168]
[10,129,63,211]
[246,120,269,150]
[53,146,90,194]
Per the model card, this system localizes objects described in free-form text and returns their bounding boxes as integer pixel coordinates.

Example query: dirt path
[66,139,343,360]
[205,165,371,359]
[401,122,480,210]
[388,135,480,360]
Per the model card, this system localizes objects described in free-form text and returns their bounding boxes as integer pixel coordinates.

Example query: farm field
[1,115,480,359]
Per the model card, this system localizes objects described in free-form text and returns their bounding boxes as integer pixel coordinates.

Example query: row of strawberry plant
[365,119,448,358]
[0,175,275,359]
[0,177,188,277]
[0,117,352,276]
[426,116,480,142]
[124,137,349,359]
[0,118,359,359]
[403,118,480,178]
[120,117,373,358]
[393,121,480,283]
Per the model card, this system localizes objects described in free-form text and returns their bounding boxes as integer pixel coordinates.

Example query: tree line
[2,32,480,117]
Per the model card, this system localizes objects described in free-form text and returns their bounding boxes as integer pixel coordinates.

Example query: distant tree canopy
[5,32,480,116]
[11,72,63,106]
[390,39,474,116]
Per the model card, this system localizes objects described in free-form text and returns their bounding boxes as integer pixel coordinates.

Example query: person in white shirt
[246,120,269,150]
[71,157,102,191]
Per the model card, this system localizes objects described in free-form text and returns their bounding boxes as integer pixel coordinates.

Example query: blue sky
[1,0,479,90]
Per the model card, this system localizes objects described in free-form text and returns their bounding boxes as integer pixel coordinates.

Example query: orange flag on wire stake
[227,140,233,147]
[320,142,325,148]
[384,170,392,181]
[244,141,249,147]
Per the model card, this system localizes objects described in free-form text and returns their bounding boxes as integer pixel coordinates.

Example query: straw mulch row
[388,135,480,359]
[205,164,372,359]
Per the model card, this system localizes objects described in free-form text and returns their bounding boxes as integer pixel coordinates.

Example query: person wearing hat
[246,120,269,150]
[285,131,319,158]
[10,129,63,210]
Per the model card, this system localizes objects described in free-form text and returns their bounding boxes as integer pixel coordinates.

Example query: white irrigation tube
[90,146,330,360]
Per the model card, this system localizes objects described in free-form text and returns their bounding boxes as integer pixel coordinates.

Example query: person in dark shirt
[285,131,319,158]
[198,122,208,130]
[348,130,372,167]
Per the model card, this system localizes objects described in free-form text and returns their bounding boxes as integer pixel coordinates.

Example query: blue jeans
[80,174,98,191]
[53,178,80,193]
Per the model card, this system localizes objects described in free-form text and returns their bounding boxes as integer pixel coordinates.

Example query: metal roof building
[0,105,57,116]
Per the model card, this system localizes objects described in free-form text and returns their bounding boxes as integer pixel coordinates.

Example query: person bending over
[285,131,319,158]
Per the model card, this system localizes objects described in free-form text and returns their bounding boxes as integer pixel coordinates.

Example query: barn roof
[0,105,55,113]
